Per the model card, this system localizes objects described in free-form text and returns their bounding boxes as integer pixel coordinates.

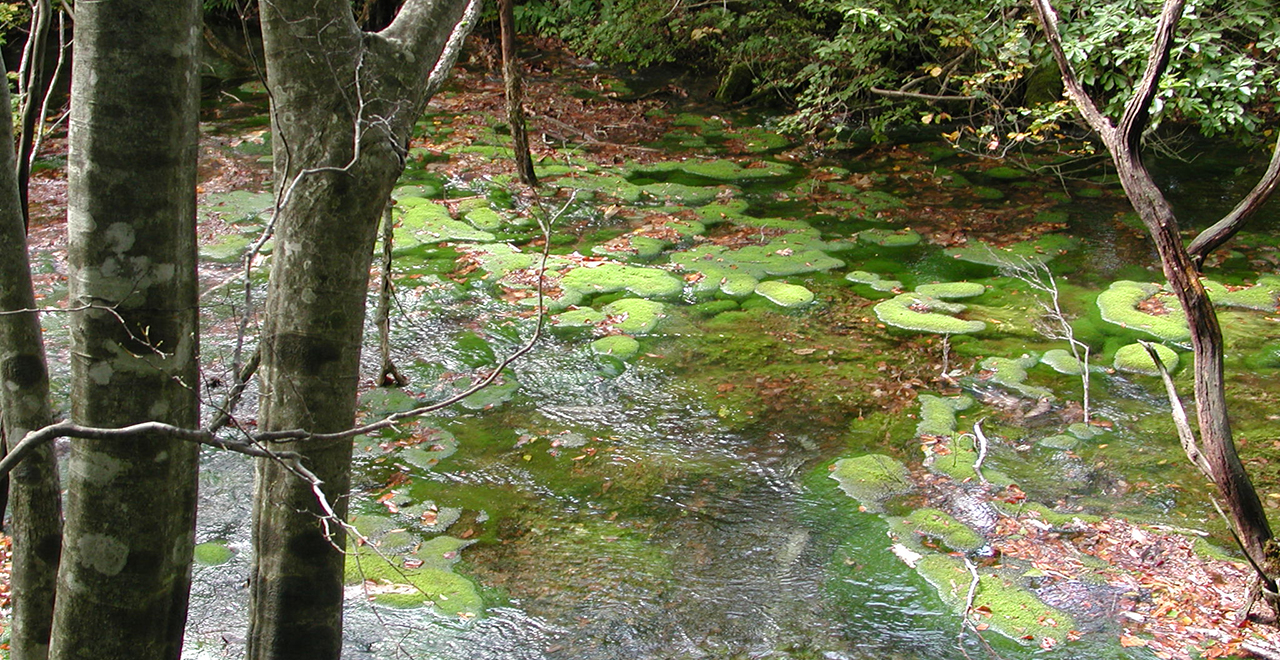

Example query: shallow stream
[168,81,1280,660]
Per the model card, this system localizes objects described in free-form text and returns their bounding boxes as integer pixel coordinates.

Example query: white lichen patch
[75,451,127,485]
[103,222,137,254]
[78,533,130,576]
[87,361,114,385]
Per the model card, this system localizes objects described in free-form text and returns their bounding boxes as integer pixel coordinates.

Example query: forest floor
[7,37,1280,660]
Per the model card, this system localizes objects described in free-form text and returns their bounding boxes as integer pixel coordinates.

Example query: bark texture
[248,2,473,658]
[50,2,202,659]
[1033,0,1278,597]
[500,0,537,185]
[0,48,62,660]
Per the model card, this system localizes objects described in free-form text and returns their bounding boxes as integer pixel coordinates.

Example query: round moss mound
[1113,342,1179,376]
[591,334,640,359]
[1096,281,1189,342]
[755,280,814,308]
[874,294,986,335]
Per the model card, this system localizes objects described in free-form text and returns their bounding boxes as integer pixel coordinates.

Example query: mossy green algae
[828,454,913,511]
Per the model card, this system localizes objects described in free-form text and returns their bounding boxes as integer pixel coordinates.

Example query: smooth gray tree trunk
[0,48,63,660]
[247,2,473,658]
[50,2,202,659]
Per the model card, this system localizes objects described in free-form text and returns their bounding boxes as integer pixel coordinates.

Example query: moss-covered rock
[977,355,1053,400]
[1095,281,1190,342]
[1039,348,1085,375]
[829,454,912,511]
[629,159,794,183]
[945,234,1078,267]
[395,197,495,249]
[915,554,1074,645]
[560,262,684,300]
[874,294,986,335]
[858,228,921,247]
[1112,342,1179,376]
[895,508,985,553]
[601,298,666,334]
[591,334,640,359]
[199,233,252,264]
[1204,276,1280,311]
[194,540,234,566]
[914,282,986,300]
[754,280,814,308]
[846,270,903,293]
[344,536,483,616]
[916,393,974,439]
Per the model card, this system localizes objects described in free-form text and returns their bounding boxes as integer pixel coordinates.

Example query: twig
[972,419,989,485]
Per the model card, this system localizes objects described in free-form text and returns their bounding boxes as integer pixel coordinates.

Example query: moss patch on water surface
[1112,342,1179,376]
[915,554,1075,645]
[1095,281,1190,342]
[858,228,921,247]
[1039,348,1085,375]
[945,235,1078,267]
[915,394,974,439]
[893,508,985,554]
[754,280,814,308]
[601,298,666,334]
[829,454,913,510]
[976,355,1053,400]
[194,540,234,566]
[394,197,495,250]
[344,536,483,615]
[845,270,903,293]
[874,293,986,335]
[560,262,685,301]
[628,158,794,183]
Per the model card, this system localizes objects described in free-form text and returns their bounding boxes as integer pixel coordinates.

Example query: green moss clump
[199,234,251,264]
[555,307,607,328]
[846,270,903,293]
[897,508,985,553]
[914,282,986,299]
[344,537,483,616]
[1037,434,1079,450]
[945,235,1078,267]
[916,393,973,439]
[874,294,986,335]
[971,186,1005,201]
[858,228,921,247]
[1112,342,1179,376]
[560,262,684,300]
[977,356,1053,400]
[194,540,234,566]
[1204,276,1280,311]
[754,280,814,308]
[1039,348,1084,375]
[726,126,790,153]
[395,198,495,249]
[829,454,913,510]
[601,298,666,334]
[629,159,794,182]
[692,199,751,225]
[464,207,503,231]
[984,166,1026,181]
[915,554,1074,645]
[591,334,640,359]
[1095,281,1190,342]
[718,273,760,298]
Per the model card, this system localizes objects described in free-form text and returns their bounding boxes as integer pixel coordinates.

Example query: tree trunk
[0,48,62,660]
[49,2,202,659]
[500,0,537,185]
[1032,0,1278,602]
[247,2,472,658]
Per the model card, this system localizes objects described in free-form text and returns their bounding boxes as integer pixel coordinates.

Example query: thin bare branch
[1138,340,1211,476]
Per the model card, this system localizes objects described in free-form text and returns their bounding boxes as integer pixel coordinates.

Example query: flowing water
[167,89,1280,660]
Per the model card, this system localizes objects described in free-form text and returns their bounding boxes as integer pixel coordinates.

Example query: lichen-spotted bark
[50,2,201,659]
[248,2,473,658]
[0,49,62,660]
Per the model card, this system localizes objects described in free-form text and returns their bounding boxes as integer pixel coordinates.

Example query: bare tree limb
[870,87,978,102]
[1187,131,1280,267]
[1117,0,1184,154]
[1030,0,1113,138]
